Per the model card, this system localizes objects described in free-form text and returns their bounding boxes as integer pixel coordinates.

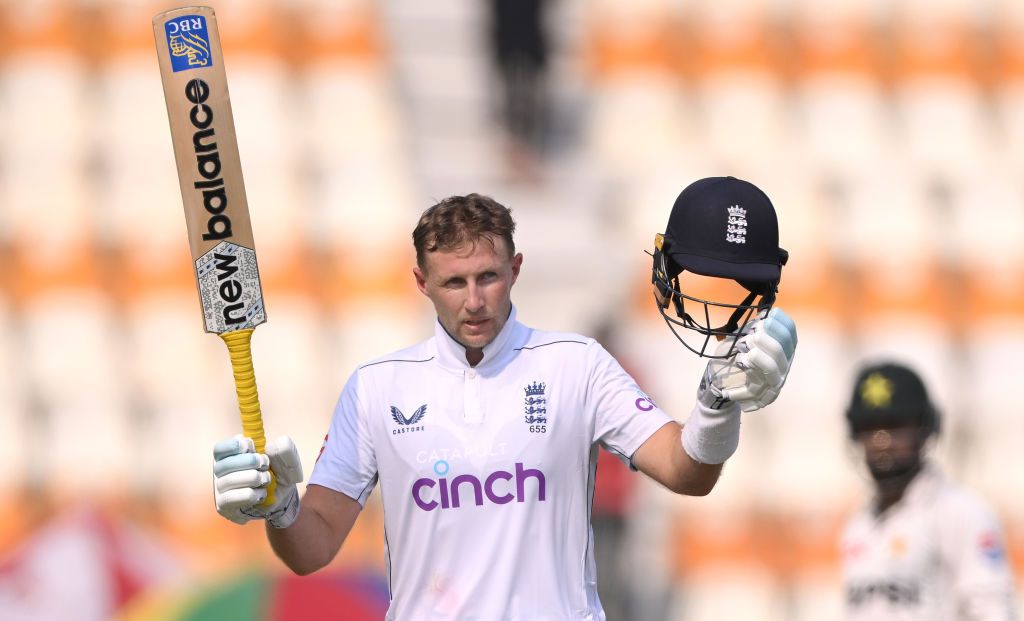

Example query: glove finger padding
[726,339,786,401]
[213,452,270,478]
[720,308,798,411]
[215,469,272,494]
[723,358,781,403]
[212,434,303,528]
[213,435,255,461]
[762,308,797,358]
[267,435,304,487]
[743,330,789,376]
[218,486,268,511]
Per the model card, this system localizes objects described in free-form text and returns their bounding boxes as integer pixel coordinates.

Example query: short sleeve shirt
[309,307,673,620]
[841,465,1017,621]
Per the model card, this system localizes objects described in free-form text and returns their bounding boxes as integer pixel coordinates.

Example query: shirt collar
[902,461,941,505]
[871,462,941,519]
[434,305,523,372]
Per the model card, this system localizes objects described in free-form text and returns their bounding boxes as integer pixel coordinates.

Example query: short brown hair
[412,194,516,270]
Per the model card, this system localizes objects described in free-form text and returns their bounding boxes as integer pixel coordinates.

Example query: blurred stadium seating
[0,0,1020,619]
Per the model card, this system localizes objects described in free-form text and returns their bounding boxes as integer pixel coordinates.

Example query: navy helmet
[652,176,788,357]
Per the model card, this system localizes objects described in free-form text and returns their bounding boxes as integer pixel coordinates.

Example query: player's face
[854,424,925,482]
[414,235,522,359]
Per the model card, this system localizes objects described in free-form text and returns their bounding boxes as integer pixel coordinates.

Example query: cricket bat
[153,6,276,504]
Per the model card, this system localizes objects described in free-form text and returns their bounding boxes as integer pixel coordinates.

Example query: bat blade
[153,5,276,505]
[152,6,266,335]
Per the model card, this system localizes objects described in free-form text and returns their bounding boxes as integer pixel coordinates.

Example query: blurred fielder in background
[842,362,1017,620]
[209,180,796,620]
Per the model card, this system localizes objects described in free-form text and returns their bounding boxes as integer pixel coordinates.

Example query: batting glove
[683,309,797,464]
[213,434,303,529]
[714,308,798,412]
[686,338,743,465]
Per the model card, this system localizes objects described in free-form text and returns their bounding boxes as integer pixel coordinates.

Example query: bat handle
[220,328,277,507]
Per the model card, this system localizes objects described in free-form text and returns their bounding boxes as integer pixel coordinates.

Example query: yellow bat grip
[220,328,277,507]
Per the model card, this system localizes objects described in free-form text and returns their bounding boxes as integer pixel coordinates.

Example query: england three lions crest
[726,204,747,244]
[524,381,547,424]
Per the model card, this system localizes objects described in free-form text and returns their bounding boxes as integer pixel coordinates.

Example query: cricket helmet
[652,176,788,357]
[845,362,940,437]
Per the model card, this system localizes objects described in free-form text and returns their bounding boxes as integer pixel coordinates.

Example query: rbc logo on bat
[165,15,212,72]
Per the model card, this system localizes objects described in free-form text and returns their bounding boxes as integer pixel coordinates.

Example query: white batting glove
[686,338,743,464]
[683,309,797,464]
[712,308,798,412]
[213,434,304,529]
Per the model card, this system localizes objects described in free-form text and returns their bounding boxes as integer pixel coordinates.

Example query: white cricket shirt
[841,464,1017,621]
[309,307,673,620]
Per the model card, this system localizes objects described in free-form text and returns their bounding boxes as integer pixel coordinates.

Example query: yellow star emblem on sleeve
[860,372,894,409]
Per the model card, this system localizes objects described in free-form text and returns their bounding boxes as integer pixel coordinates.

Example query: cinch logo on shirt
[411,462,547,511]
[634,390,656,412]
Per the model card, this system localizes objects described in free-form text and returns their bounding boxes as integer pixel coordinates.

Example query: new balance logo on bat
[185,78,233,242]
[210,251,245,325]
[195,241,265,332]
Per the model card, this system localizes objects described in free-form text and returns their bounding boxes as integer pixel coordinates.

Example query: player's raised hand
[717,308,797,412]
[213,434,304,528]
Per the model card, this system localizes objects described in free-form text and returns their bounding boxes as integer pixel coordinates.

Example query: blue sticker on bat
[165,14,212,72]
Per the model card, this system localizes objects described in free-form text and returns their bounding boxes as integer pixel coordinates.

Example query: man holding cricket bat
[211,179,797,620]
[150,7,794,617]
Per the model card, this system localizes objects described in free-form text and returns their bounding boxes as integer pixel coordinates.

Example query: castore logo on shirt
[391,404,427,435]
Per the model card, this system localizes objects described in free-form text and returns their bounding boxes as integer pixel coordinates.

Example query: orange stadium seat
[295,1,415,310]
[0,297,28,494]
[838,170,954,327]
[124,289,244,510]
[584,1,685,80]
[960,323,1024,518]
[790,574,846,621]
[585,76,698,188]
[687,2,790,173]
[20,288,134,500]
[991,0,1024,78]
[890,2,995,184]
[950,171,1024,328]
[992,3,1024,172]
[790,1,891,183]
[291,0,385,64]
[93,4,190,259]
[2,3,93,270]
[582,2,699,188]
[675,566,786,620]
